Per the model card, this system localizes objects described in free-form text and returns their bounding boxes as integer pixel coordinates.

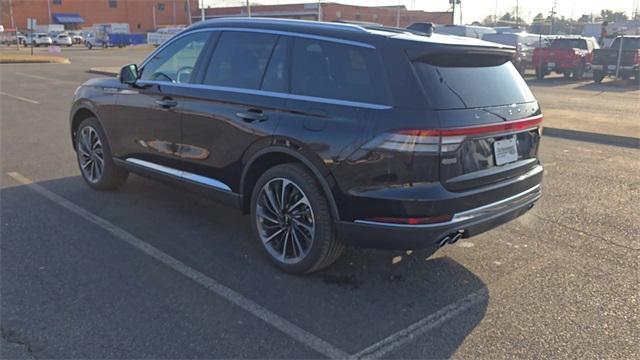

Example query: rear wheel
[593,71,605,83]
[250,163,343,274]
[572,63,585,80]
[75,117,128,190]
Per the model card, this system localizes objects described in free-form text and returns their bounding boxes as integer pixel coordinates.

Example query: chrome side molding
[125,158,232,192]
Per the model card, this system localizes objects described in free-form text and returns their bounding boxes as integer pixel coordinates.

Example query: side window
[261,37,290,92]
[203,31,278,89]
[140,32,209,83]
[290,38,389,104]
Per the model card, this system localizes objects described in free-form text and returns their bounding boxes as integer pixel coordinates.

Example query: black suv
[70,18,543,273]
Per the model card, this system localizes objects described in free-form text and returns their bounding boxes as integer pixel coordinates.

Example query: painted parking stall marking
[7,171,349,360]
[0,91,40,105]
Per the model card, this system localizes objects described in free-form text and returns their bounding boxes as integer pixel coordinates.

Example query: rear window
[290,38,390,105]
[413,56,535,110]
[610,37,640,50]
[550,39,587,49]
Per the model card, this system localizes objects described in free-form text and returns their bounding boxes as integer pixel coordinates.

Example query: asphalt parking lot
[1,46,639,359]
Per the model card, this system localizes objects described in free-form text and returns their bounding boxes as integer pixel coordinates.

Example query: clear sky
[202,0,637,24]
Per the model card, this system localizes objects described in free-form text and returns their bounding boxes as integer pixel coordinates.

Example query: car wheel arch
[70,104,101,149]
[240,146,341,221]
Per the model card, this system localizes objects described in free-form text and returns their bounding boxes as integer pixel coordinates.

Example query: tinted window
[203,31,278,89]
[550,38,588,49]
[291,38,389,104]
[261,37,290,92]
[413,58,535,110]
[611,37,640,50]
[140,32,209,83]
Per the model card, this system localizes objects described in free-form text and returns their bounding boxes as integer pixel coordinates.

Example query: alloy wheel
[256,178,315,264]
[77,126,104,183]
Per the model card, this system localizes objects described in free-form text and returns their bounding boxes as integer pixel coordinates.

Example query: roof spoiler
[406,22,434,36]
[409,45,515,66]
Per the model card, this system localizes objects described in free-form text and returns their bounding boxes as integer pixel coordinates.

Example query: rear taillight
[365,116,543,154]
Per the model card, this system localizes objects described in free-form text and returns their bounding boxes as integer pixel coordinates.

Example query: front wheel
[535,66,545,79]
[76,117,128,190]
[572,63,585,80]
[593,71,605,83]
[250,163,343,274]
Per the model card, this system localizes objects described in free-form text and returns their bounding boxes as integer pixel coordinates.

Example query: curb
[87,67,119,76]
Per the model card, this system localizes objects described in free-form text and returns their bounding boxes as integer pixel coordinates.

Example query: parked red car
[532,37,599,79]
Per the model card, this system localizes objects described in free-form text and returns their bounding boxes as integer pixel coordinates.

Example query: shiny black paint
[70,18,543,250]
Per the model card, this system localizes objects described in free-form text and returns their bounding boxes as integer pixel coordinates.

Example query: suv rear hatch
[410,49,542,192]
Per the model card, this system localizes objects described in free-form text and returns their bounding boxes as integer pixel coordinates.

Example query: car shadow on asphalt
[525,77,640,92]
[2,175,489,357]
[543,127,640,149]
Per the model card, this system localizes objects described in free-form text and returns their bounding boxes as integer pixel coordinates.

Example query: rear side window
[204,31,278,89]
[413,56,535,110]
[291,38,390,105]
[550,39,588,49]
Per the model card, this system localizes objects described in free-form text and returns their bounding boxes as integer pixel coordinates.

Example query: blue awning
[52,13,85,24]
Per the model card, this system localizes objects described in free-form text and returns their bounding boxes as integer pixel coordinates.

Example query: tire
[535,66,545,79]
[593,71,605,83]
[572,63,585,80]
[75,117,128,190]
[87,42,93,50]
[563,70,572,79]
[250,163,343,274]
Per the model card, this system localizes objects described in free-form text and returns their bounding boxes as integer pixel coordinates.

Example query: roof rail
[206,17,369,34]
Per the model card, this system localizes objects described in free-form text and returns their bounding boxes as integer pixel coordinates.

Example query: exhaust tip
[438,230,465,247]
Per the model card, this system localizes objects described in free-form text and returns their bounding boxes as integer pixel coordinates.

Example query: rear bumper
[590,64,639,73]
[336,184,541,250]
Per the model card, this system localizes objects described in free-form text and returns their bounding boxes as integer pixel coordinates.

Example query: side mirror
[119,64,138,85]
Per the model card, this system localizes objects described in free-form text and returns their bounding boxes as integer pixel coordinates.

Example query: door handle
[155,98,178,109]
[236,109,268,122]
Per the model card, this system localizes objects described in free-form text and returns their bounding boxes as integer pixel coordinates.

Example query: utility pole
[494,0,498,26]
[246,0,251,17]
[152,5,157,30]
[459,0,462,25]
[47,0,52,24]
[317,0,323,22]
[185,0,192,25]
[516,0,519,27]
[550,0,557,35]
[396,1,400,27]
[172,0,177,25]
[201,0,205,22]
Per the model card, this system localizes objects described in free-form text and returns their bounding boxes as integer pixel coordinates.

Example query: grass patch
[0,54,70,64]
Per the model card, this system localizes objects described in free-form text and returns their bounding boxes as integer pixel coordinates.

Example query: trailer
[84,23,145,49]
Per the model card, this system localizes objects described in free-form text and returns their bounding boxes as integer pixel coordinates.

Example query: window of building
[108,0,117,8]
[336,11,341,18]
[291,38,390,104]
[137,24,141,30]
[157,3,165,11]
[372,14,379,21]
[53,0,62,5]
[355,13,361,20]
[140,32,210,83]
[203,31,278,90]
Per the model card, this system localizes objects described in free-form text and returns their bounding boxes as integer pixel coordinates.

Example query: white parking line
[0,91,40,104]
[14,72,76,84]
[7,171,349,360]
[351,287,488,359]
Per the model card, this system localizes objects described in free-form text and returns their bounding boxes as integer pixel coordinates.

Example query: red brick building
[0,0,197,32]
[200,2,453,28]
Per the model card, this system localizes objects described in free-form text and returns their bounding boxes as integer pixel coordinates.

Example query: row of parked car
[419,25,640,84]
[3,31,84,47]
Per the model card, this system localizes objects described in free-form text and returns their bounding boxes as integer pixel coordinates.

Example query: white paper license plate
[494,137,518,166]
[608,65,617,70]
[547,62,556,68]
